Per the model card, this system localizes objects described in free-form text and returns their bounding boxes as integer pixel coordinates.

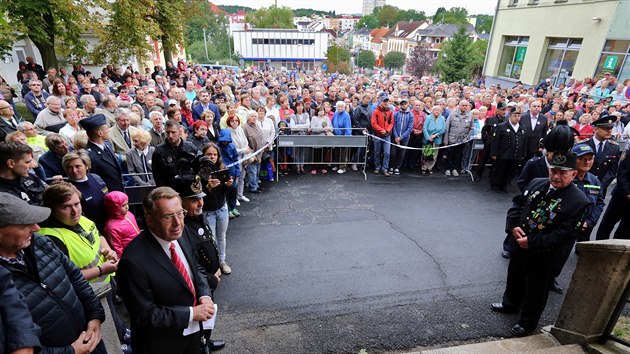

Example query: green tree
[154,0,187,65]
[443,7,469,24]
[383,51,406,69]
[469,39,488,77]
[406,45,436,77]
[396,9,427,22]
[326,45,350,65]
[474,14,494,33]
[433,7,447,23]
[246,6,295,29]
[376,5,399,27]
[356,50,376,69]
[0,0,106,69]
[356,15,379,29]
[435,25,474,82]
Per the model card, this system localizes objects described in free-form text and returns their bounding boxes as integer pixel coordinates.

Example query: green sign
[603,56,618,71]
[515,47,527,63]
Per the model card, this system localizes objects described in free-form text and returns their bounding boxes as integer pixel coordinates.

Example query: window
[528,0,539,5]
[595,40,630,82]
[434,37,441,44]
[539,37,582,86]
[498,36,529,80]
[508,0,519,7]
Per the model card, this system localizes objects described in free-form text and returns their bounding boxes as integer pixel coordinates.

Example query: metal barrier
[275,131,369,180]
[599,279,630,347]
[122,172,155,205]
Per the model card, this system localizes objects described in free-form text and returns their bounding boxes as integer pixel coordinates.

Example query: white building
[362,0,386,16]
[232,29,330,71]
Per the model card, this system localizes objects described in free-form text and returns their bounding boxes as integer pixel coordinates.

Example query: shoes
[452,170,459,177]
[351,164,358,171]
[209,339,226,351]
[373,169,380,174]
[219,262,232,275]
[231,209,240,217]
[394,168,400,175]
[384,171,391,177]
[321,169,328,174]
[550,279,564,294]
[510,324,533,337]
[311,169,317,175]
[250,189,261,193]
[121,344,132,354]
[501,250,511,259]
[122,328,132,344]
[238,196,250,202]
[235,200,241,207]
[473,173,481,182]
[337,168,346,174]
[490,303,519,313]
[332,166,338,171]
[421,169,427,174]
[228,211,235,219]
[428,170,433,175]
[445,170,451,176]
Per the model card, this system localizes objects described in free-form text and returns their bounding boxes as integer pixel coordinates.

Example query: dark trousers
[475,143,493,178]
[502,247,555,330]
[491,159,520,190]
[107,279,127,340]
[389,138,409,170]
[445,144,465,172]
[596,193,630,240]
[403,134,423,169]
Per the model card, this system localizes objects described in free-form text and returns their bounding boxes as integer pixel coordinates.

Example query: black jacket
[481,114,504,144]
[517,156,548,193]
[519,112,548,156]
[183,215,220,292]
[0,174,47,205]
[352,104,372,134]
[39,150,67,179]
[584,138,621,190]
[85,140,124,192]
[2,235,105,353]
[0,265,41,353]
[491,121,525,160]
[152,139,198,186]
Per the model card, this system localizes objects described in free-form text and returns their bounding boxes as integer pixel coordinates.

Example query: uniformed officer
[491,151,590,337]
[474,101,506,181]
[578,116,621,195]
[80,114,125,192]
[490,105,526,192]
[571,144,605,242]
[176,175,226,352]
[596,144,630,240]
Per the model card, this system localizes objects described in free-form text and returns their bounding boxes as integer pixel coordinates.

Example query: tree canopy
[326,45,350,65]
[356,15,379,29]
[407,45,436,77]
[433,7,469,25]
[374,5,399,27]
[473,14,494,33]
[356,50,376,69]
[358,6,427,30]
[383,51,406,69]
[435,25,474,82]
[246,6,295,29]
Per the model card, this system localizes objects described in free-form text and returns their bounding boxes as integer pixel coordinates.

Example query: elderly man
[17,122,47,160]
[0,99,23,141]
[0,192,106,353]
[152,120,198,187]
[491,151,590,337]
[80,114,124,192]
[444,100,474,177]
[0,142,47,204]
[520,99,548,162]
[118,187,215,354]
[39,133,70,179]
[109,108,136,164]
[101,93,120,127]
[149,111,166,147]
[34,96,65,135]
[23,79,50,120]
[80,94,106,118]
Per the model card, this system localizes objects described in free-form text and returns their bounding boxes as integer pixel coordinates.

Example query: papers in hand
[183,304,218,336]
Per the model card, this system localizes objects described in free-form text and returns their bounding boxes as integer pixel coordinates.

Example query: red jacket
[371,106,394,138]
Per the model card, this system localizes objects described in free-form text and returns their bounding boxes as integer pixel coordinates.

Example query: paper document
[183,304,218,336]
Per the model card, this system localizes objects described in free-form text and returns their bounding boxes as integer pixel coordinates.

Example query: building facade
[232,29,329,71]
[362,0,386,16]
[484,0,630,88]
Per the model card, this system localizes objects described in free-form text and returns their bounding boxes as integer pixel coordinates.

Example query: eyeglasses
[160,209,187,222]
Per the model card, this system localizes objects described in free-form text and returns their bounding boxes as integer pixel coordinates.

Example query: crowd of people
[1,56,630,353]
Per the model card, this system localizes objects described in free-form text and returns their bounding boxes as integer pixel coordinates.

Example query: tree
[406,45,436,77]
[356,15,379,29]
[435,25,474,82]
[375,5,399,27]
[326,45,350,65]
[356,50,376,69]
[154,0,187,65]
[246,6,295,29]
[474,15,494,33]
[443,7,469,24]
[0,0,106,69]
[383,51,406,69]
[396,9,427,22]
[469,39,488,78]
[433,7,447,23]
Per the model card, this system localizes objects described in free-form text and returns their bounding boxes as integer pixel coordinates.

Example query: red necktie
[169,242,196,304]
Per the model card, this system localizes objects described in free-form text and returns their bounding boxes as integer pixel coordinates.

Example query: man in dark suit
[39,133,70,179]
[79,114,125,192]
[0,100,23,142]
[596,144,630,240]
[490,105,526,192]
[118,187,216,354]
[519,100,548,161]
[580,116,621,195]
[192,90,221,128]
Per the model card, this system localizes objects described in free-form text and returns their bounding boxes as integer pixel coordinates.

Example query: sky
[212,0,496,16]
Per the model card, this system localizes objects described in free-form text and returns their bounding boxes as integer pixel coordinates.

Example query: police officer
[596,144,630,240]
[175,175,226,352]
[474,101,506,181]
[80,114,125,192]
[579,116,621,195]
[571,144,605,242]
[490,105,526,192]
[491,151,590,337]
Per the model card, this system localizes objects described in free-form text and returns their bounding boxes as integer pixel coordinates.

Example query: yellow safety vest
[40,216,111,283]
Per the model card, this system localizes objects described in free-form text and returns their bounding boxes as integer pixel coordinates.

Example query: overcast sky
[212,0,496,16]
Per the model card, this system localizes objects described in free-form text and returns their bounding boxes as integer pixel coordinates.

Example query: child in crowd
[103,191,141,258]
[218,128,241,219]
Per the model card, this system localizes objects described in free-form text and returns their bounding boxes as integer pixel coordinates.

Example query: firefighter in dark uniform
[175,175,226,352]
[474,101,506,181]
[491,151,590,337]
[596,144,630,240]
[578,116,621,196]
[490,105,526,192]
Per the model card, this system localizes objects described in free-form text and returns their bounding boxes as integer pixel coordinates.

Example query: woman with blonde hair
[126,129,155,186]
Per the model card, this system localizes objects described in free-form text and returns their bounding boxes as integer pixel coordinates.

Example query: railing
[599,279,630,347]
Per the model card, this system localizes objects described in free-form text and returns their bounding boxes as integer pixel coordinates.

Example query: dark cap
[549,151,577,170]
[572,144,595,157]
[508,105,522,115]
[79,114,108,132]
[380,93,389,101]
[496,101,507,110]
[172,175,205,199]
[0,192,51,228]
[592,116,616,128]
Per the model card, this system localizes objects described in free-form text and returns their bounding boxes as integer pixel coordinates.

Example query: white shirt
[592,136,605,152]
[530,114,539,130]
[510,122,520,132]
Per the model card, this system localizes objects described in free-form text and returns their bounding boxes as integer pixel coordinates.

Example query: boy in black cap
[579,116,621,195]
[80,114,125,192]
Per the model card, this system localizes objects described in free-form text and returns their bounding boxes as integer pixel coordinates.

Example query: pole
[228,34,232,65]
[203,28,209,61]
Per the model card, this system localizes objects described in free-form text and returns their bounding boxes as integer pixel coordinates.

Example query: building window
[434,38,441,44]
[528,0,539,5]
[498,36,529,80]
[508,0,519,7]
[540,38,582,86]
[594,40,630,82]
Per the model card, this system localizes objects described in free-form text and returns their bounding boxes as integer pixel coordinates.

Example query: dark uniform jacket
[481,114,504,145]
[152,139,198,186]
[0,115,23,142]
[2,235,105,353]
[582,138,621,190]
[517,156,548,192]
[0,174,47,205]
[519,112,548,156]
[85,140,124,192]
[39,150,67,179]
[491,121,525,160]
[183,215,220,292]
[573,172,605,229]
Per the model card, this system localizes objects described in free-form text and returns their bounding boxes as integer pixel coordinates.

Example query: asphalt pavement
[210,169,580,354]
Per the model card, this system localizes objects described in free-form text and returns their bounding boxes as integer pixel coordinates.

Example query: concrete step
[524,344,586,353]
[420,333,561,354]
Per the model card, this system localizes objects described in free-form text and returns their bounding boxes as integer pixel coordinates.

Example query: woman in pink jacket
[103,191,141,258]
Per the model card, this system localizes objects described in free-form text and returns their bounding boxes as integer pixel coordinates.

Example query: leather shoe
[550,279,564,294]
[501,250,510,259]
[209,339,225,351]
[510,324,532,337]
[490,303,519,313]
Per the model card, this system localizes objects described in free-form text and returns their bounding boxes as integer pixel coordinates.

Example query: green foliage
[336,61,351,75]
[435,25,474,82]
[0,16,16,59]
[356,15,379,29]
[433,7,447,23]
[375,5,399,27]
[396,9,427,22]
[246,6,295,29]
[356,50,376,69]
[294,8,335,17]
[469,39,488,77]
[474,14,494,33]
[326,45,350,65]
[217,5,255,14]
[407,45,436,77]
[433,7,469,25]
[383,51,406,69]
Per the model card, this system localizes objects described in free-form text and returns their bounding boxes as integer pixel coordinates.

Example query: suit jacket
[39,150,66,179]
[118,230,211,354]
[0,115,22,142]
[126,147,156,186]
[519,112,548,156]
[584,138,621,190]
[108,126,136,163]
[85,140,124,192]
[491,121,526,160]
[191,102,221,127]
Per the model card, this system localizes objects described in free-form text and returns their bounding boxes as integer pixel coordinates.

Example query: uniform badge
[552,155,567,165]
[198,228,204,236]
[191,175,203,194]
[167,156,173,163]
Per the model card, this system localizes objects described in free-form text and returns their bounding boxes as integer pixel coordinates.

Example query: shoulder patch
[608,140,619,146]
[575,138,589,144]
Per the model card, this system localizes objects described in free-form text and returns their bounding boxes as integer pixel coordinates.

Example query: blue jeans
[247,162,260,191]
[204,203,229,262]
[373,136,391,171]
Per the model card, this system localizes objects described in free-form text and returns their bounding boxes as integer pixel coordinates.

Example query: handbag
[422,144,435,160]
